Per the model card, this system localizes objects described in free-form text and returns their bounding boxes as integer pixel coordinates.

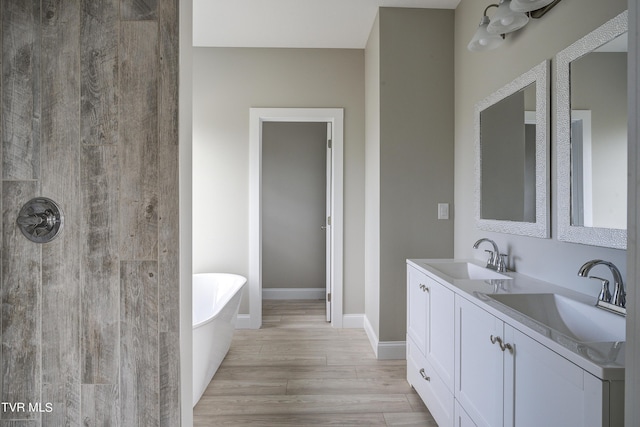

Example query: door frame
[249,108,344,329]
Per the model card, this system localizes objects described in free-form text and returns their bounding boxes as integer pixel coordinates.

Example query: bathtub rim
[192,272,247,329]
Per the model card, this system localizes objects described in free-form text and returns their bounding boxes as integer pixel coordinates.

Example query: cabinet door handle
[490,334,500,345]
[419,284,430,293]
[502,342,514,354]
[419,368,431,381]
[490,335,514,354]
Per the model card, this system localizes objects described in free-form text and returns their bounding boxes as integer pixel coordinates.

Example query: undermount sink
[427,261,511,280]
[489,293,626,343]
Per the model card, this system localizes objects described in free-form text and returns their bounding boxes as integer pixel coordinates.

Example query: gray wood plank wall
[0,0,181,425]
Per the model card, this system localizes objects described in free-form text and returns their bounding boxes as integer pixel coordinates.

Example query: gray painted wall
[192,47,365,314]
[0,0,180,424]
[365,8,455,342]
[262,122,327,290]
[625,3,640,424]
[364,12,381,339]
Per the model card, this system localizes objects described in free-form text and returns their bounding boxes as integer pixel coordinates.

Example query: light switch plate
[438,203,449,220]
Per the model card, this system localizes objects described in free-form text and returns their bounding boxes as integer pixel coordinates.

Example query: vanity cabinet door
[407,265,428,354]
[407,264,456,427]
[407,265,455,390]
[425,275,455,391]
[505,325,606,427]
[455,295,505,427]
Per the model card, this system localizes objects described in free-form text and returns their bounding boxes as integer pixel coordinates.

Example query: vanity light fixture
[486,0,529,35]
[468,0,563,52]
[467,5,505,52]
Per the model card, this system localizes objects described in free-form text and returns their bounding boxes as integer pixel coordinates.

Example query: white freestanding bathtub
[192,273,246,407]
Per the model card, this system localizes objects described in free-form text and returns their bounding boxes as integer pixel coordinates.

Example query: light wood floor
[193,299,437,426]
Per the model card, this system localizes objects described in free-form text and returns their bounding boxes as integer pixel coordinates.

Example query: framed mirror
[475,60,550,238]
[556,11,627,249]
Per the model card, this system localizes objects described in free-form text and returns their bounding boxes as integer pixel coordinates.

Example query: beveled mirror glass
[556,11,627,249]
[475,60,550,237]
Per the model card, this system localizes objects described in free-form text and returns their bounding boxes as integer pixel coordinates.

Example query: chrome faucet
[473,238,507,272]
[577,260,626,316]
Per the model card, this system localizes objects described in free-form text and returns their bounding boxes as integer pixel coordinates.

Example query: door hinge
[327,292,331,302]
[327,216,331,226]
[328,139,332,149]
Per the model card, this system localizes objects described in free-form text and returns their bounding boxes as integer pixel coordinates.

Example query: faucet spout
[473,238,507,272]
[473,238,499,254]
[577,259,604,277]
[578,259,626,313]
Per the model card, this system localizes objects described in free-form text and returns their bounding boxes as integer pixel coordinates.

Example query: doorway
[262,121,328,311]
[249,108,344,329]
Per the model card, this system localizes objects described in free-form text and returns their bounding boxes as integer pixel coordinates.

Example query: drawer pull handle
[419,368,430,381]
[490,335,514,354]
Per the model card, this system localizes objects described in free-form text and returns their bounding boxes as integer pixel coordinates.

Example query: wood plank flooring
[194,300,437,426]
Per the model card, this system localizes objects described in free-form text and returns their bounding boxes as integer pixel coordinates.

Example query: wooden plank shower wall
[0,0,180,425]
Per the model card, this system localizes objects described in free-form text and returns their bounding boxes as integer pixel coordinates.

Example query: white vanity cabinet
[406,264,455,426]
[406,260,624,427]
[455,294,616,427]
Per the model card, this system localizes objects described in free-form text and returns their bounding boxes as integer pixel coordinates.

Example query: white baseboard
[377,341,406,360]
[342,314,364,329]
[263,288,325,300]
[363,315,378,355]
[235,314,252,329]
[238,313,363,330]
[363,315,406,360]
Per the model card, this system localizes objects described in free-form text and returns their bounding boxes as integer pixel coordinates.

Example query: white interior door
[325,122,332,322]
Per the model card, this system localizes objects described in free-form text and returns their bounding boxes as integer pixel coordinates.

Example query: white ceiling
[193,0,461,49]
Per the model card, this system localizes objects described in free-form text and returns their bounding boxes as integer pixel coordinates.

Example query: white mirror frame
[556,11,627,249]
[475,60,550,238]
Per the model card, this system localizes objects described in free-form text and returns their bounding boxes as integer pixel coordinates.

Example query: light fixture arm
[528,0,562,19]
[483,4,499,17]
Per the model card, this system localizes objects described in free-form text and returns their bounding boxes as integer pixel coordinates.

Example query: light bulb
[501,16,514,26]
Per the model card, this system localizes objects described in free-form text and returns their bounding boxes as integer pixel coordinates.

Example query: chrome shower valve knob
[16,197,64,243]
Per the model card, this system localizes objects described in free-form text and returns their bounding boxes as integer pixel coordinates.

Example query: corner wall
[626,3,640,425]
[365,12,382,341]
[365,8,455,348]
[179,0,194,423]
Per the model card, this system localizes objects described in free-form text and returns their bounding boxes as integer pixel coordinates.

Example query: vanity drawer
[408,336,454,427]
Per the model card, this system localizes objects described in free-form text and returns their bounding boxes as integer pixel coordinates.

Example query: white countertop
[407,258,625,381]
